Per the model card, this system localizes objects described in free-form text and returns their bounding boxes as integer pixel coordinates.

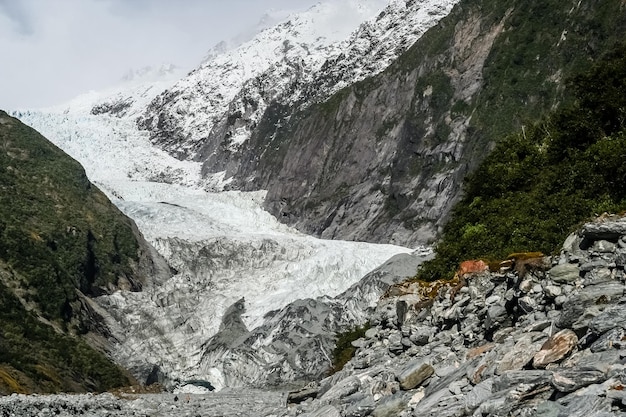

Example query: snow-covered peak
[200,7,313,64]
[139,0,459,161]
[138,0,391,157]
[10,0,448,391]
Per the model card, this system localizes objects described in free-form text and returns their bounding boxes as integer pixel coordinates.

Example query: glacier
[9,0,453,391]
[13,56,418,392]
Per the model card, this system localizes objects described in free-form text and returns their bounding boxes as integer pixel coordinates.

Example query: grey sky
[0,0,317,109]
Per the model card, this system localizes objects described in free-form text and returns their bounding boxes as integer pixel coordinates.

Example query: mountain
[2,216,626,415]
[227,0,626,247]
[137,0,626,250]
[8,0,626,400]
[13,75,417,394]
[137,0,458,165]
[0,111,169,394]
[10,2,427,391]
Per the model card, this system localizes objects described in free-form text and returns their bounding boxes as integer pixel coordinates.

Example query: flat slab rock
[396,360,434,390]
[533,329,578,368]
[582,217,626,240]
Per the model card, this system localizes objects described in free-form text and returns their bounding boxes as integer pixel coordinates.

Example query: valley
[2,0,626,415]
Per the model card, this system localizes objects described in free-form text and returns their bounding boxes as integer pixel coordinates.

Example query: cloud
[0,0,318,109]
[0,0,33,35]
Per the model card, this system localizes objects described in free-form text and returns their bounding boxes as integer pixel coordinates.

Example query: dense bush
[0,111,139,322]
[0,282,130,393]
[0,111,137,392]
[417,43,626,281]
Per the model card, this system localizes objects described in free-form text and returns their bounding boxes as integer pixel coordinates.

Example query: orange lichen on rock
[387,259,491,303]
[384,277,460,300]
[457,260,489,277]
[506,252,545,261]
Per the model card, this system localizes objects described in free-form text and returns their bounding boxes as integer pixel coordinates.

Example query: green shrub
[330,324,370,375]
[417,43,626,280]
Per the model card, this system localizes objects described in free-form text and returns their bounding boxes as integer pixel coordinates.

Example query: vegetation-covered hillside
[0,111,147,393]
[418,43,626,280]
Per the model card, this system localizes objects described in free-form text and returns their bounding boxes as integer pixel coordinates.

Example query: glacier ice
[14,66,417,390]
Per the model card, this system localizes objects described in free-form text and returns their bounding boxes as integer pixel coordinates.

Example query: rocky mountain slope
[228,0,626,247]
[136,0,626,249]
[285,215,626,417]
[138,0,459,171]
[0,111,169,394]
[11,56,419,392]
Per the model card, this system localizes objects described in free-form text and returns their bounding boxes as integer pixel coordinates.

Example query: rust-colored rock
[466,343,496,360]
[458,260,489,277]
[532,329,578,368]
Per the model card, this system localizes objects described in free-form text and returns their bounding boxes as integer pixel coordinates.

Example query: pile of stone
[3,216,626,417]
[0,389,288,416]
[287,215,626,416]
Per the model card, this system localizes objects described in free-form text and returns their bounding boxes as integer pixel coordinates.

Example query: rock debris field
[4,215,626,416]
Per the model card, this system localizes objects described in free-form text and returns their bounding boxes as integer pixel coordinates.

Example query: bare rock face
[582,216,626,240]
[228,0,626,248]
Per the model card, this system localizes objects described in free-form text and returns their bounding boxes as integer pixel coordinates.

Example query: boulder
[288,385,320,404]
[551,368,606,393]
[497,333,547,373]
[592,240,616,253]
[589,304,626,335]
[409,326,435,345]
[319,376,361,402]
[533,329,578,368]
[492,370,553,392]
[485,305,507,330]
[582,217,626,241]
[371,393,409,417]
[549,264,580,283]
[544,285,562,298]
[464,378,494,411]
[518,296,537,314]
[395,360,434,390]
[590,328,626,352]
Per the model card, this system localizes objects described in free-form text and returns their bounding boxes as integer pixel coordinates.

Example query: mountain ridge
[228,0,626,246]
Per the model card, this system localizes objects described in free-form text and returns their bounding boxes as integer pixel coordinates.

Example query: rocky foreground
[288,215,626,417]
[3,215,626,416]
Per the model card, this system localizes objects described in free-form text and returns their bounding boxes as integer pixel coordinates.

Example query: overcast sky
[0,0,317,109]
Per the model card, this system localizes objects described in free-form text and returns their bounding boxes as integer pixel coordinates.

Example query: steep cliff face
[137,0,458,178]
[230,0,626,247]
